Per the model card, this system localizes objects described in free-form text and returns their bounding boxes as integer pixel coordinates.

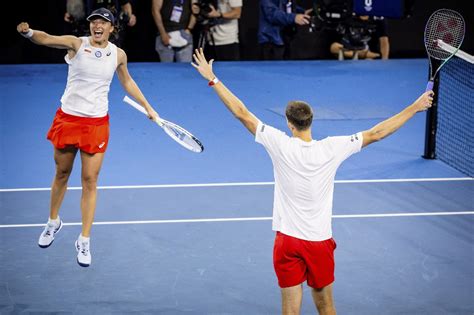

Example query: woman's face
[89,18,113,43]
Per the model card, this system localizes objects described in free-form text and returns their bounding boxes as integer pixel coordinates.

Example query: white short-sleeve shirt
[208,0,242,46]
[255,121,363,241]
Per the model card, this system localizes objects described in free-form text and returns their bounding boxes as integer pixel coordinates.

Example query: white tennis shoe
[75,236,91,267]
[38,218,63,248]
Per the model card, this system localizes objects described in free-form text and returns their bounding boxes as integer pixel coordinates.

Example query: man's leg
[272,44,285,60]
[330,42,344,59]
[204,44,217,61]
[281,284,303,315]
[260,42,274,60]
[311,283,336,315]
[274,231,307,315]
[213,43,240,61]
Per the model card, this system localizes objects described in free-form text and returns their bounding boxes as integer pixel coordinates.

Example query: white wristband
[21,29,34,38]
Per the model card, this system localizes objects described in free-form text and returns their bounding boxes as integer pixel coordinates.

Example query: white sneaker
[38,218,62,248]
[75,236,91,267]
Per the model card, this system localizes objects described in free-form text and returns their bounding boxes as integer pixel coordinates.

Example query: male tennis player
[191,48,433,314]
[17,8,158,267]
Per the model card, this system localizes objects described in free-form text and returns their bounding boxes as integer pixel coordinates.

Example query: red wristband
[208,77,219,86]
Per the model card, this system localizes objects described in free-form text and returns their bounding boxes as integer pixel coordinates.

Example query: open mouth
[93,30,104,38]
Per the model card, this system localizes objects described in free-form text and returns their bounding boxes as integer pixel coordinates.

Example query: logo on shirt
[95,51,102,58]
[106,51,111,56]
[350,134,359,142]
[84,48,92,53]
[98,142,105,149]
[261,125,266,132]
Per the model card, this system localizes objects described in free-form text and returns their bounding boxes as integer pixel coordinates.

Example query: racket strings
[163,123,203,153]
[425,10,465,60]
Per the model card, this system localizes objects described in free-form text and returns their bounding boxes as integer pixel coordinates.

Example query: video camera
[311,0,414,50]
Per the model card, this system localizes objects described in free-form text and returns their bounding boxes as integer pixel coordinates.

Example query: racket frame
[123,95,204,153]
[424,9,465,91]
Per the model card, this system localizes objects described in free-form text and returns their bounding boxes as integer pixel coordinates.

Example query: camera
[118,11,130,29]
[311,0,378,50]
[193,0,219,27]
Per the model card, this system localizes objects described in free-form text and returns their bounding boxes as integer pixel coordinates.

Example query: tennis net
[435,44,473,177]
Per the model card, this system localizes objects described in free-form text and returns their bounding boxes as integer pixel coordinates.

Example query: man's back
[255,122,363,241]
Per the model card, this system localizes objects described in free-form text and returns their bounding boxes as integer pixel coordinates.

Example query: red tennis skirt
[47,108,110,154]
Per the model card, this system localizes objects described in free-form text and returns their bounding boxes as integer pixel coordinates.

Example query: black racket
[424,9,465,91]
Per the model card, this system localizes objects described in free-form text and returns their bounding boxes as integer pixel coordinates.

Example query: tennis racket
[123,96,204,153]
[424,9,465,91]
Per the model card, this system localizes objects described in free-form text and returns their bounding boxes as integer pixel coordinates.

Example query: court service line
[0,177,472,192]
[1,211,472,228]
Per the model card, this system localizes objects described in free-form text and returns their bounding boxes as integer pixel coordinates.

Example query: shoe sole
[38,241,54,249]
[75,240,91,267]
[38,221,63,248]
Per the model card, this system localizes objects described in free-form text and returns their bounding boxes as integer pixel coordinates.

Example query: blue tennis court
[1,60,473,314]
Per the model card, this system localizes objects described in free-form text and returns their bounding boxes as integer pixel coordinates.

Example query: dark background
[3,0,473,64]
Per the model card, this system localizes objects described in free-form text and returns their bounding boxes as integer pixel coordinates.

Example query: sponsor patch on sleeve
[350,133,359,142]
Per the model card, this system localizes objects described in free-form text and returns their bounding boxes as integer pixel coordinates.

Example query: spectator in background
[203,0,242,61]
[152,0,196,63]
[329,16,390,60]
[64,0,137,48]
[258,0,312,60]
[369,17,390,59]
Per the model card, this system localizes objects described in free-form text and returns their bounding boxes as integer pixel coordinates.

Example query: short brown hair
[285,101,313,131]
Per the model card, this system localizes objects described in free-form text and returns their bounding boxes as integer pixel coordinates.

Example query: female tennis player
[17,8,158,267]
[191,48,434,314]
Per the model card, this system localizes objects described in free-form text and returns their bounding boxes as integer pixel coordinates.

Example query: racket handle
[425,80,434,92]
[123,95,164,126]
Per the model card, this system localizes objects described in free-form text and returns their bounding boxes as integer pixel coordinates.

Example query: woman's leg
[38,146,77,248]
[49,146,78,219]
[79,150,105,237]
[75,150,105,267]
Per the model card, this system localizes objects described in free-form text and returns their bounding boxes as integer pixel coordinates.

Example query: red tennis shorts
[47,108,110,154]
[273,231,337,289]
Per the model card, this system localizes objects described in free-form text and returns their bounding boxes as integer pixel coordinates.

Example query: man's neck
[292,130,312,142]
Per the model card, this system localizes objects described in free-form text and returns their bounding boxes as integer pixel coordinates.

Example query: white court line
[1,211,472,228]
[0,177,472,192]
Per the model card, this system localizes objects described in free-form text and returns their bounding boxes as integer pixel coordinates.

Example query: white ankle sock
[79,234,90,243]
[48,217,60,225]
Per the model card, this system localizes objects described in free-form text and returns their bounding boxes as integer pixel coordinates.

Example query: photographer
[258,0,312,60]
[64,0,137,48]
[201,0,242,61]
[152,0,196,62]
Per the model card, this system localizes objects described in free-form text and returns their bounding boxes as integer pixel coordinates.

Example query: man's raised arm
[191,48,259,135]
[362,91,434,148]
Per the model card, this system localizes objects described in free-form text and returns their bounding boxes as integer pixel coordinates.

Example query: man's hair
[285,101,313,131]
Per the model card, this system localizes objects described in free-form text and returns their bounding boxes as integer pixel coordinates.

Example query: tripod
[196,20,216,50]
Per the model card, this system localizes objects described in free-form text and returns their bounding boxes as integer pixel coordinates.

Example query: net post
[423,60,440,159]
